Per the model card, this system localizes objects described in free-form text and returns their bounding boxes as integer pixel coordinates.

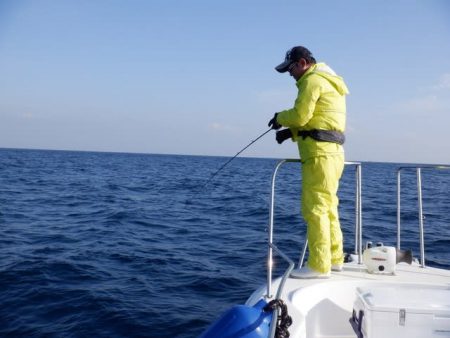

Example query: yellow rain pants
[302,154,344,273]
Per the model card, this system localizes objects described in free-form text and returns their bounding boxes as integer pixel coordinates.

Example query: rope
[264,299,292,338]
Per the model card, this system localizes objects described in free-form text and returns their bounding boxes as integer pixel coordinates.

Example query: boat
[199,160,450,338]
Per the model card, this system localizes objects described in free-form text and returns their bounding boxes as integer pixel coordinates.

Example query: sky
[0,0,449,164]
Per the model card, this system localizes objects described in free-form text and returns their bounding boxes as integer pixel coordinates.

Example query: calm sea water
[0,148,449,337]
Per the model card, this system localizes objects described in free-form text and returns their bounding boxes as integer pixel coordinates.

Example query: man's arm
[277,75,321,128]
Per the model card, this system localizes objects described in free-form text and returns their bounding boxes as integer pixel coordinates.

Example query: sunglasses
[288,62,297,72]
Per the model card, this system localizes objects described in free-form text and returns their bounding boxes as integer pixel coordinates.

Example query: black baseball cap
[275,46,316,73]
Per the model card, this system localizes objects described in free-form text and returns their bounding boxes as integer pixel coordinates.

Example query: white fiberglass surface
[357,284,450,312]
[290,281,360,338]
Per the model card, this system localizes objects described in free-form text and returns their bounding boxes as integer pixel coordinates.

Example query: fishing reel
[363,242,413,274]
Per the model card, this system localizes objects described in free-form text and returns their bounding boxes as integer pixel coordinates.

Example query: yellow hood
[311,63,349,96]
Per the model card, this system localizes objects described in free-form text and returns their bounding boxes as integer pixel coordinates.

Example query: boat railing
[397,165,450,267]
[266,159,362,300]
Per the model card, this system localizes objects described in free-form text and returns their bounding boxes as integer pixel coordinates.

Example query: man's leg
[329,154,345,266]
[302,155,344,273]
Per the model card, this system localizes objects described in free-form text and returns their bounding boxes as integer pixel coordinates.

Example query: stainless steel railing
[396,165,450,267]
[265,161,447,338]
[266,159,362,299]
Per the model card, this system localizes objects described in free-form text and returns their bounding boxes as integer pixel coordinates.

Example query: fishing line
[201,128,272,189]
[184,128,272,206]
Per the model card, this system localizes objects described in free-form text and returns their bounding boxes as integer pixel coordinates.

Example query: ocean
[0,148,449,337]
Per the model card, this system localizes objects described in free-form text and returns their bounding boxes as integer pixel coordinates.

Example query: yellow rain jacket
[277,63,349,161]
[276,63,349,273]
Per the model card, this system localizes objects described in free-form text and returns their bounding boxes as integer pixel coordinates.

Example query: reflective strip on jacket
[276,62,349,161]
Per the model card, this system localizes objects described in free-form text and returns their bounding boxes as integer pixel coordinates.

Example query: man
[268,46,349,278]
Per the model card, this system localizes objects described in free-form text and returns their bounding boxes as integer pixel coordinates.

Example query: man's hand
[268,113,281,130]
[276,129,292,144]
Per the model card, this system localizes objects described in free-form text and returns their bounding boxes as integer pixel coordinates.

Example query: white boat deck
[247,261,450,338]
[289,261,450,285]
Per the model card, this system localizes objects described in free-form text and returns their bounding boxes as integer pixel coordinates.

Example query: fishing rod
[202,128,272,189]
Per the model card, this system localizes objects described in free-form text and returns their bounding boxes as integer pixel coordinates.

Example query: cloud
[254,88,296,110]
[345,123,356,133]
[393,73,450,116]
[208,122,237,132]
[432,73,450,90]
[395,94,443,115]
[256,89,292,103]
[22,112,34,119]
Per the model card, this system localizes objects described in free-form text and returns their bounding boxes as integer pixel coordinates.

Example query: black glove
[276,129,292,144]
[268,113,281,130]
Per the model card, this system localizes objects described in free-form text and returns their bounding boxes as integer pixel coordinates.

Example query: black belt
[298,129,345,145]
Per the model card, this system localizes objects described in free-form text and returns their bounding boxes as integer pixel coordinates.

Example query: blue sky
[1,0,449,163]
